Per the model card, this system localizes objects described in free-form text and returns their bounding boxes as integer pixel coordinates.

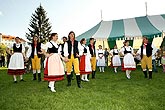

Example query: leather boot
[143,71,147,78]
[38,73,41,82]
[76,75,82,88]
[149,71,152,79]
[67,75,71,86]
[92,71,96,79]
[33,73,37,80]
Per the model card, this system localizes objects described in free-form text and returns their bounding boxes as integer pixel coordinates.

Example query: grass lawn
[0,66,165,110]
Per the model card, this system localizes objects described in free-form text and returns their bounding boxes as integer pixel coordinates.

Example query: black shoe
[14,81,17,83]
[20,79,25,82]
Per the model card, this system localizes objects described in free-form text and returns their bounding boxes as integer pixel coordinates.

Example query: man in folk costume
[88,38,97,79]
[137,36,157,79]
[64,31,82,88]
[79,38,92,82]
[6,37,25,83]
[26,36,42,81]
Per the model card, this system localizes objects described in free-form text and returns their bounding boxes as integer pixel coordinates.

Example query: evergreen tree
[26,4,52,43]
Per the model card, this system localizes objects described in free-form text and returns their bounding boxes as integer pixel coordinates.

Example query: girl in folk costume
[97,45,106,72]
[41,33,65,92]
[109,45,121,73]
[119,40,136,79]
[26,36,42,81]
[6,37,25,83]
[79,38,92,82]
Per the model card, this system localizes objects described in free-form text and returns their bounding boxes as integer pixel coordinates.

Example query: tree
[26,4,52,43]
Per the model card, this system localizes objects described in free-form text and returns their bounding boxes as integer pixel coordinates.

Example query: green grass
[0,66,165,110]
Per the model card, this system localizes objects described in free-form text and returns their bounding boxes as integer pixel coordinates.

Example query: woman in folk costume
[79,38,92,82]
[26,35,42,81]
[41,33,65,92]
[109,45,121,73]
[119,40,136,79]
[6,37,25,83]
[97,45,106,72]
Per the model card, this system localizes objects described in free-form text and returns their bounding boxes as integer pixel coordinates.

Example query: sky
[0,0,165,40]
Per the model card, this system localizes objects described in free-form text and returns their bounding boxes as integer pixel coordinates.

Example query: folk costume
[120,46,136,79]
[110,49,121,73]
[137,43,156,79]
[26,42,42,81]
[43,41,65,92]
[88,44,97,78]
[97,49,106,72]
[64,40,82,88]
[79,44,92,82]
[8,43,25,82]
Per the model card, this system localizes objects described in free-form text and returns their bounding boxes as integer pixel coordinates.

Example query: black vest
[60,43,65,57]
[113,49,118,55]
[141,43,153,58]
[67,40,79,59]
[88,44,96,57]
[47,42,58,53]
[13,43,22,52]
[124,47,132,54]
[82,45,87,53]
[31,43,41,58]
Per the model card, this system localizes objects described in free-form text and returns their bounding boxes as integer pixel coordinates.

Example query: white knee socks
[49,81,56,92]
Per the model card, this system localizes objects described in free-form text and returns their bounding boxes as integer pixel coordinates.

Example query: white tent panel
[124,18,142,37]
[152,37,163,49]
[148,15,165,32]
[116,40,125,49]
[92,21,112,39]
[95,39,109,49]
[133,38,143,49]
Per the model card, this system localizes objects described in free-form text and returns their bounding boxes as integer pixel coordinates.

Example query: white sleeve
[78,42,81,55]
[22,44,25,53]
[64,42,69,57]
[58,45,62,54]
[26,45,32,58]
[79,45,84,56]
[110,49,113,55]
[86,47,91,58]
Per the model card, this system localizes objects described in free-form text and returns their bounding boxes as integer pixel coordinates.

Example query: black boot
[87,74,90,79]
[149,71,152,79]
[33,73,37,80]
[67,75,71,86]
[38,73,41,82]
[92,71,96,79]
[143,71,147,78]
[76,75,82,88]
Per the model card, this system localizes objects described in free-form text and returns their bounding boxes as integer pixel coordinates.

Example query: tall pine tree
[26,4,52,43]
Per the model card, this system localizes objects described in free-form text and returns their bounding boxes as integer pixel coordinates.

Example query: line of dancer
[6,34,157,92]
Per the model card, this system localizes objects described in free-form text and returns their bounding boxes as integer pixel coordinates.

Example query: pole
[101,10,103,20]
[145,2,148,16]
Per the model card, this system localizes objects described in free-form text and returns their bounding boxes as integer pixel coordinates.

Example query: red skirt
[121,63,136,71]
[44,57,64,81]
[79,55,92,74]
[8,69,25,75]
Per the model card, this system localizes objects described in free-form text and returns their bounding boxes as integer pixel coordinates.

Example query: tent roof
[76,14,165,41]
